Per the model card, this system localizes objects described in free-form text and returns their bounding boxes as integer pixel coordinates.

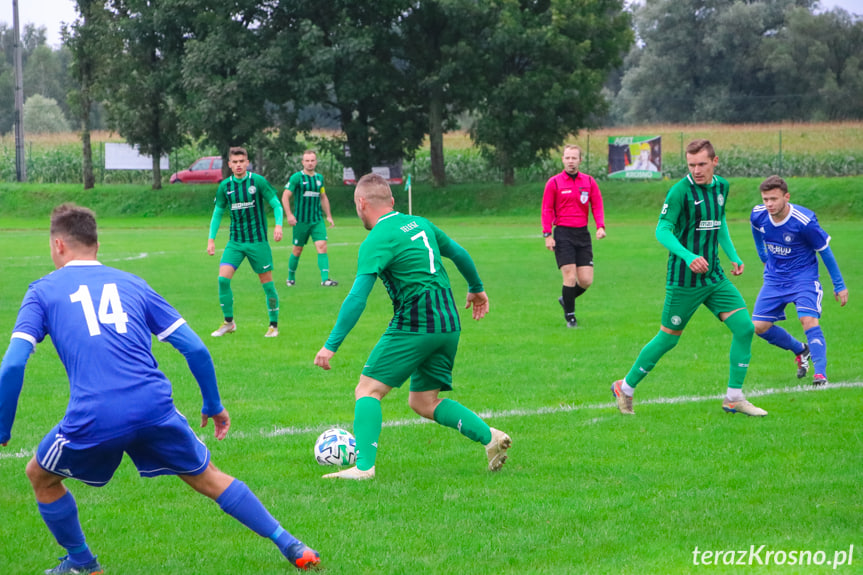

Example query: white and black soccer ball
[313,428,357,466]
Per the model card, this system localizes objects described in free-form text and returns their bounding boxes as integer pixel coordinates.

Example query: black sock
[573,285,587,299]
[561,285,576,314]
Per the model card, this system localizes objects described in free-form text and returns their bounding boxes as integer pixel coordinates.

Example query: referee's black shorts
[553,226,593,268]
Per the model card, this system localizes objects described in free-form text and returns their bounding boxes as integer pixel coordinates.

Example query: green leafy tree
[181,0,284,178]
[102,0,189,189]
[270,0,426,179]
[24,45,70,120]
[762,7,863,121]
[613,0,817,124]
[473,0,633,184]
[23,94,70,133]
[65,1,113,189]
[400,0,495,187]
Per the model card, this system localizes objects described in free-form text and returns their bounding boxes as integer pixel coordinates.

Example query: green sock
[433,398,492,445]
[317,253,330,282]
[725,310,754,389]
[625,330,679,387]
[354,397,382,471]
[262,281,278,324]
[288,254,299,281]
[218,276,234,319]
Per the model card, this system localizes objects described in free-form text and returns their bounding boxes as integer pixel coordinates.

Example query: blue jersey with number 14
[750,203,830,285]
[11,261,185,442]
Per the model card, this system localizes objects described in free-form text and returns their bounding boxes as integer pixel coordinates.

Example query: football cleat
[265,326,279,338]
[558,297,577,328]
[285,279,296,287]
[812,374,828,386]
[485,427,512,471]
[722,398,767,417]
[795,344,811,379]
[322,465,375,480]
[611,380,635,415]
[44,556,103,575]
[282,542,321,571]
[211,321,236,337]
[321,279,339,287]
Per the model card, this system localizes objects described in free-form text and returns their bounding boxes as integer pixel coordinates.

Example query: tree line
[2,0,861,189]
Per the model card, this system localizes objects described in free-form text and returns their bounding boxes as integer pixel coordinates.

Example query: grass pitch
[0,215,860,574]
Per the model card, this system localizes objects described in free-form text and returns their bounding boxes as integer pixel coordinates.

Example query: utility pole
[13,0,27,182]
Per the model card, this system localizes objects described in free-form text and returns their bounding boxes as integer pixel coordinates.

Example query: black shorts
[554,226,593,268]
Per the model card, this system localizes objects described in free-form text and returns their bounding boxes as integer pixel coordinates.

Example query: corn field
[3,122,862,185]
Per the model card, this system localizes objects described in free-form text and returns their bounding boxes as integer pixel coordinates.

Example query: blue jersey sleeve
[0,338,34,444]
[163,323,223,416]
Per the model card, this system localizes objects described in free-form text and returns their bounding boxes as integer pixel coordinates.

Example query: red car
[169,156,223,184]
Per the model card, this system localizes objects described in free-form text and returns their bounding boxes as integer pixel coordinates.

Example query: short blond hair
[563,144,583,157]
[356,173,393,206]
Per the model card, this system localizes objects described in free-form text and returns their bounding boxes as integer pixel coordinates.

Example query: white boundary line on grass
[262,380,863,439]
[1,381,860,460]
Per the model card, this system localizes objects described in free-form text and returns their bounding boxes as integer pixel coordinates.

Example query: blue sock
[805,325,827,376]
[216,479,298,549]
[38,491,95,565]
[759,325,805,354]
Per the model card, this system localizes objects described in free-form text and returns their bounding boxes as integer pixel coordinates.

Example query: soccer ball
[313,428,357,466]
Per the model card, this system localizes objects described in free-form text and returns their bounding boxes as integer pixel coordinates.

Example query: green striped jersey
[659,174,729,287]
[286,171,325,223]
[357,211,462,334]
[214,172,279,243]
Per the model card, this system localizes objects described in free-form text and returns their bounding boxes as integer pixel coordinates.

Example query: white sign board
[105,143,169,170]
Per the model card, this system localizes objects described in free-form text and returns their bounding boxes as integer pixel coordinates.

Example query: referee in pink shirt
[541,144,606,328]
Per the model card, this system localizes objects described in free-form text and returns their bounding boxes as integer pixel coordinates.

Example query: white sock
[622,381,635,397]
[726,387,744,402]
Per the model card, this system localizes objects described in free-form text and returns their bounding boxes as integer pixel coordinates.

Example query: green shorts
[662,278,747,330]
[362,331,460,392]
[292,220,327,247]
[221,241,274,274]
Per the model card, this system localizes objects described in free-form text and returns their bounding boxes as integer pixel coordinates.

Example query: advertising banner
[608,136,662,179]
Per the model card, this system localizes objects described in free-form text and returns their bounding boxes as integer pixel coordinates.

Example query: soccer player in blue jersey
[751,175,848,385]
[0,205,320,573]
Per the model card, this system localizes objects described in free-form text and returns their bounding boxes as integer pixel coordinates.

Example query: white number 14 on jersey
[70,283,129,336]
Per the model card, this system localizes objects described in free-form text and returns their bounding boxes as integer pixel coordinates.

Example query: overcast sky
[2,0,862,48]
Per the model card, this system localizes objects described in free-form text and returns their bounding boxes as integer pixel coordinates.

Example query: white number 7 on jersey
[70,284,130,336]
[411,230,437,274]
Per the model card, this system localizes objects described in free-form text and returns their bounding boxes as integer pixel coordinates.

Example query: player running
[0,204,319,573]
[313,173,511,480]
[611,139,767,417]
[751,175,848,385]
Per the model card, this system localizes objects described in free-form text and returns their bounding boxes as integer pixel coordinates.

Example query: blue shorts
[36,410,210,487]
[753,280,823,322]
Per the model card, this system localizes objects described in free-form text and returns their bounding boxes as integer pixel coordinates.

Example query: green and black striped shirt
[214,172,279,243]
[285,171,325,223]
[659,174,729,287]
[357,212,482,334]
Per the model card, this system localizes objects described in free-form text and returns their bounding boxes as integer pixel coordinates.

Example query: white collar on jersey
[64,260,102,267]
